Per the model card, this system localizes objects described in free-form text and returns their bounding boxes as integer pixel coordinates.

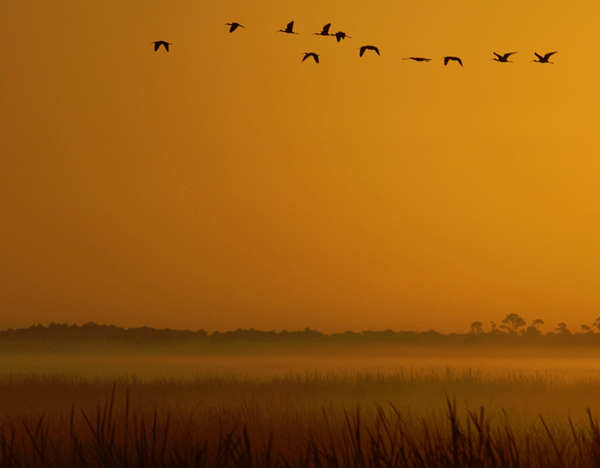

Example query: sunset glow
[2,0,600,333]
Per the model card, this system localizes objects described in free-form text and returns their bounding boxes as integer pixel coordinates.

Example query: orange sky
[2,0,600,334]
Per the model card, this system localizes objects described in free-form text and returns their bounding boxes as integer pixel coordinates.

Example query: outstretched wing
[544,51,557,60]
[287,21,294,31]
[152,41,170,51]
[444,56,450,66]
[359,46,366,57]
[373,46,380,56]
[322,23,331,35]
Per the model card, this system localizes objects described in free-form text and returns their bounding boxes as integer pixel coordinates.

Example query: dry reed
[2,371,600,467]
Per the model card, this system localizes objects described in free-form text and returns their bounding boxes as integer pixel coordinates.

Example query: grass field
[3,362,600,467]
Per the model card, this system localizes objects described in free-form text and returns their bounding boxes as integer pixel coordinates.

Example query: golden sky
[2,0,600,333]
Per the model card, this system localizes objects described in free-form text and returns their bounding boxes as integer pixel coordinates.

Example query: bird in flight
[402,57,431,62]
[225,22,244,33]
[443,56,463,66]
[314,23,332,36]
[359,45,380,57]
[302,52,320,63]
[532,51,557,63]
[151,41,172,52]
[278,21,298,34]
[334,31,351,42]
[492,52,517,62]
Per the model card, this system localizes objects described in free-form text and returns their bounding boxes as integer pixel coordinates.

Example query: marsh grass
[3,370,600,466]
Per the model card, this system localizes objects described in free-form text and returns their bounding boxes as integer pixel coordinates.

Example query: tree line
[470,314,600,336]
[2,317,600,351]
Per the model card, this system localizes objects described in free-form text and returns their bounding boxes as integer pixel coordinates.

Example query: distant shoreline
[2,322,600,355]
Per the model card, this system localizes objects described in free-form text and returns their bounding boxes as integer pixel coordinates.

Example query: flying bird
[151,41,172,52]
[402,57,431,62]
[278,21,298,34]
[225,22,244,33]
[443,56,463,66]
[492,52,517,62]
[532,51,557,63]
[359,45,380,57]
[302,52,320,63]
[334,31,351,42]
[314,23,332,36]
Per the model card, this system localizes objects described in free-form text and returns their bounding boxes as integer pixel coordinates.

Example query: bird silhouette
[443,56,463,66]
[359,45,380,57]
[492,52,517,62]
[278,21,298,34]
[314,23,332,36]
[225,22,244,33]
[532,51,557,63]
[334,31,351,42]
[302,52,320,63]
[402,57,431,62]
[151,41,172,52]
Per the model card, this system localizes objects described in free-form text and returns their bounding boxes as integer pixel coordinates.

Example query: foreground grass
[3,371,600,467]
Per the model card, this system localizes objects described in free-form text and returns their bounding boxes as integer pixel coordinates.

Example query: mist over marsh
[5,325,600,466]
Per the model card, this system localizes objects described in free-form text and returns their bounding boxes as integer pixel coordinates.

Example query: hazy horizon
[1,315,596,335]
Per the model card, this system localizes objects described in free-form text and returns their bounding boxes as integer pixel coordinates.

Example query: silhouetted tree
[532,319,544,332]
[522,325,541,337]
[469,321,483,334]
[556,322,571,335]
[580,324,593,334]
[500,314,526,334]
[490,321,500,334]
[521,319,544,337]
[593,317,600,331]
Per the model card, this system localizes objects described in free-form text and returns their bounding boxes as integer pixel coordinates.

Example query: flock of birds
[151,21,558,66]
